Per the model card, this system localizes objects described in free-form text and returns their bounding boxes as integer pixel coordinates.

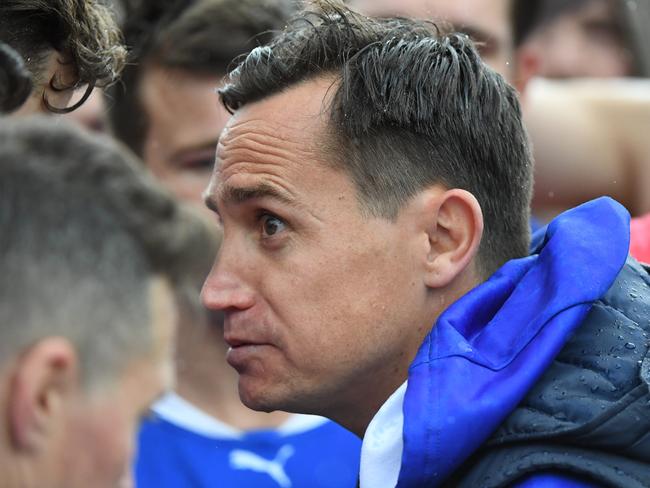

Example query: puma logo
[229,444,295,488]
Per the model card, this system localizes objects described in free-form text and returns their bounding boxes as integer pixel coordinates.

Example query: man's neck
[337,272,483,438]
[335,369,409,438]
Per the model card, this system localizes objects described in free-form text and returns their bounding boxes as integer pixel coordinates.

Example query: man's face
[55,278,175,488]
[352,0,514,79]
[140,66,230,207]
[201,78,433,429]
[523,0,633,78]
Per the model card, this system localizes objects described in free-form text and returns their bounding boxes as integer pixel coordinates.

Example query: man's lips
[224,335,272,348]
[224,337,274,369]
[225,338,251,348]
[223,323,277,369]
[223,318,273,348]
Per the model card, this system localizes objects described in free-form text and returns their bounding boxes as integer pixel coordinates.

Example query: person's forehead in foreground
[202,1,532,437]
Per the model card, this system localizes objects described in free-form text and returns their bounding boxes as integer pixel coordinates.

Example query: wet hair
[0,0,126,113]
[0,42,33,113]
[0,117,215,388]
[107,0,293,157]
[220,0,533,277]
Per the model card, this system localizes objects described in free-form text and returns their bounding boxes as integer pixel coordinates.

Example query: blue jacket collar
[398,197,630,487]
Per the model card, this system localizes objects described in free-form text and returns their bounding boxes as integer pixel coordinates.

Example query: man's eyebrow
[204,182,296,213]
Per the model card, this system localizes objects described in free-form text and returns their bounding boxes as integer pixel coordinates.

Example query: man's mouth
[224,337,251,348]
[224,335,269,348]
[225,340,273,369]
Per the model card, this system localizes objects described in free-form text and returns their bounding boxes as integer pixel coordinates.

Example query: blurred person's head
[0,118,213,488]
[0,0,125,116]
[202,2,532,432]
[107,0,292,207]
[513,0,641,80]
[0,42,33,114]
[349,0,515,81]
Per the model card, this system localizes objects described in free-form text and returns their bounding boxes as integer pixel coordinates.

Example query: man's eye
[261,214,286,237]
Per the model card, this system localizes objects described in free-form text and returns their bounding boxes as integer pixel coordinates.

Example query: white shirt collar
[152,391,329,439]
[359,381,407,488]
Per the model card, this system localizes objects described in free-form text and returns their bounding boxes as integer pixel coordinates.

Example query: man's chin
[237,379,282,413]
[238,379,332,418]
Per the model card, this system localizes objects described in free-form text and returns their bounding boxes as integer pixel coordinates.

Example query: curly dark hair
[0,0,126,113]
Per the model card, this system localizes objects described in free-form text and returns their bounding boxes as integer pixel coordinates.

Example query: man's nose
[201,262,256,312]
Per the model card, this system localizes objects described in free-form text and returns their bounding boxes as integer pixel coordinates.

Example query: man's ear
[418,188,483,289]
[8,338,79,452]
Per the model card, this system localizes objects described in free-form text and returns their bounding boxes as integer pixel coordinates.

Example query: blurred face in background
[140,66,231,208]
[351,0,514,79]
[519,0,634,78]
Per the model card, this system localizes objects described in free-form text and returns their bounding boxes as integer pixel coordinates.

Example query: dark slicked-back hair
[0,0,125,113]
[0,117,215,387]
[107,0,293,157]
[220,1,533,277]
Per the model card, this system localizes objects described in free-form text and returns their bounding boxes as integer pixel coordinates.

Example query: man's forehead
[206,79,338,206]
[219,116,304,150]
[221,77,336,139]
[216,116,322,173]
[216,78,337,169]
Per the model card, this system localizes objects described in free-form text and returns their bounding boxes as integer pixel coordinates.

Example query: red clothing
[630,213,650,263]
